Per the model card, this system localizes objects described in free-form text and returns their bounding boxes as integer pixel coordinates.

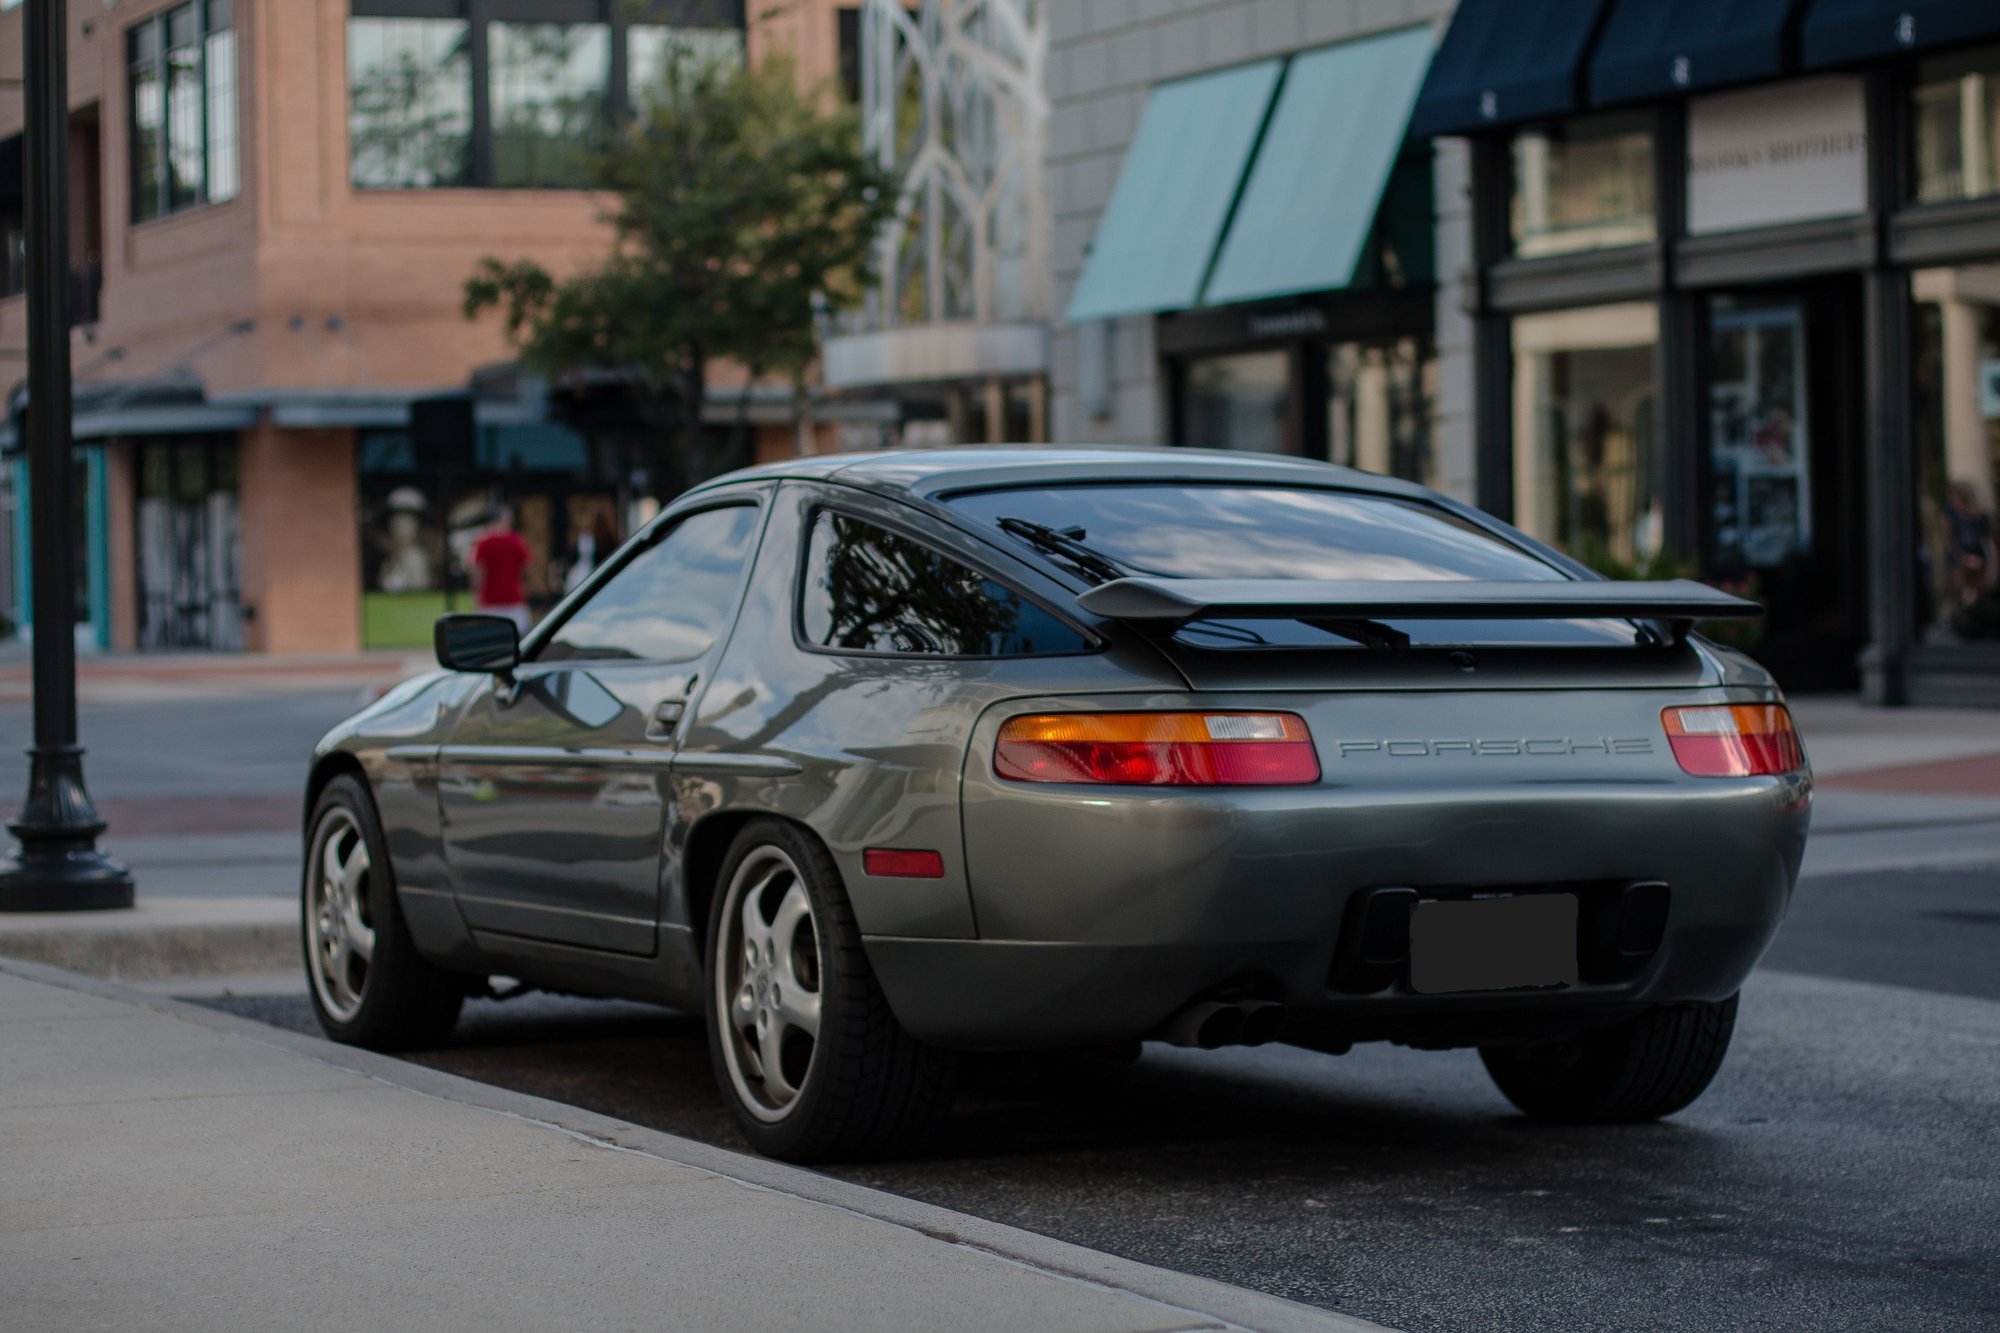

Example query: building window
[1183,350,1294,455]
[1913,44,2000,205]
[1913,265,2000,642]
[836,5,861,102]
[347,3,746,192]
[1512,303,1661,569]
[1327,336,1437,488]
[1511,112,1655,259]
[489,21,611,188]
[628,23,745,111]
[129,0,237,223]
[348,17,473,188]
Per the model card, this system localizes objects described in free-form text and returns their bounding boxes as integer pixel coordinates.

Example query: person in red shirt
[471,504,533,632]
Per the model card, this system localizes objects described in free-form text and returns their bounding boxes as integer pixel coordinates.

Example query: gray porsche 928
[302,448,1810,1162]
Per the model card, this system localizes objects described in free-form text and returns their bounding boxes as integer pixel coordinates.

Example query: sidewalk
[1777,698,2000,875]
[0,957,1373,1333]
[1788,695,2000,789]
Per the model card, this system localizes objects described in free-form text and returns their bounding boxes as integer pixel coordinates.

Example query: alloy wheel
[307,807,377,1022]
[714,845,824,1122]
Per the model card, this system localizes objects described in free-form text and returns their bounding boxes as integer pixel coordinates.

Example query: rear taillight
[994,712,1320,786]
[1662,704,1804,777]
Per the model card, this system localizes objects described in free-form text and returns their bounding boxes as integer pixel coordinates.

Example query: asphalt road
[8,686,1996,1330]
[207,863,2000,1333]
[1764,865,2000,1000]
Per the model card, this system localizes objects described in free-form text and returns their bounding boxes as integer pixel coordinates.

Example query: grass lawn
[363,591,453,650]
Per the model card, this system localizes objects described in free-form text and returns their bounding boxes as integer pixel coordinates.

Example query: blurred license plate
[1409,894,1578,994]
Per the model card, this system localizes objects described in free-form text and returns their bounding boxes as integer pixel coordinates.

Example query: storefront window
[135,437,243,651]
[1913,266,2000,642]
[358,424,618,650]
[1709,299,1815,573]
[1182,350,1293,455]
[1511,303,1661,569]
[1326,336,1437,487]
[1511,112,1655,259]
[1912,45,2000,205]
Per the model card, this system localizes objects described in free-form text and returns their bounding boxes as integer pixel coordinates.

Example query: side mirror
[435,614,520,677]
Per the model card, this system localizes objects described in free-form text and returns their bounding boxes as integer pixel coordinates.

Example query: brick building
[0,0,862,654]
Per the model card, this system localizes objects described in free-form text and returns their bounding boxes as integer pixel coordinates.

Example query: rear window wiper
[1303,616,1411,651]
[995,517,1130,585]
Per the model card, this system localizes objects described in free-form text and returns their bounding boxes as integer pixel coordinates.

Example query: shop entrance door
[1703,284,1867,689]
[1709,304,1816,570]
[136,437,244,651]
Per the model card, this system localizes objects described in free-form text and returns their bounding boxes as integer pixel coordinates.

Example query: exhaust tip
[1194,1004,1245,1049]
[1238,1001,1286,1047]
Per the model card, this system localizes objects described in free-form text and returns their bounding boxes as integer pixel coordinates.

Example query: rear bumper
[865,772,1810,1050]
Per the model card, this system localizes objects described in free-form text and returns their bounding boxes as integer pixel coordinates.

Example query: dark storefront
[357,419,626,648]
[1414,0,2000,704]
[1161,287,1441,486]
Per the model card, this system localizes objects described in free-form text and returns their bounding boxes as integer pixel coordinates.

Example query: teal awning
[1064,59,1283,323]
[1204,27,1434,308]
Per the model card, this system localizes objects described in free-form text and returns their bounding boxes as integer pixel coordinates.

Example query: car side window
[538,504,760,663]
[798,510,1089,657]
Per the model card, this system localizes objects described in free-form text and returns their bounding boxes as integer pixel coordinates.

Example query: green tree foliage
[464,45,895,482]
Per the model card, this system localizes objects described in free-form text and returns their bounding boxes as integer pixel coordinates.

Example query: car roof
[683,445,1436,505]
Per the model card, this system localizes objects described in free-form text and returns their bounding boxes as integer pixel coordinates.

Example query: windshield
[947,483,1638,649]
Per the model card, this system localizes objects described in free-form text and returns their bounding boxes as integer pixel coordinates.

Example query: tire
[1479,994,1739,1123]
[704,818,957,1163]
[302,774,466,1051]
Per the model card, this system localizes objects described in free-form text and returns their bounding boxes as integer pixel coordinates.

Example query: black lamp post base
[0,744,134,913]
[0,851,134,911]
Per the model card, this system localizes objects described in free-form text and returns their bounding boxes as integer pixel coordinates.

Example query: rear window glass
[947,484,1636,649]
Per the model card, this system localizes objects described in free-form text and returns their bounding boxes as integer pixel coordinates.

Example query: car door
[438,498,766,955]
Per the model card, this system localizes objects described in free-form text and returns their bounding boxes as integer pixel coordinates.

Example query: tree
[463,46,896,491]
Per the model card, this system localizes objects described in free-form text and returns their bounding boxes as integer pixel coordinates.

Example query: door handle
[646,699,686,740]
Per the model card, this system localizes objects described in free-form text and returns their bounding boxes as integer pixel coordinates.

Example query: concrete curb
[0,953,1391,1333]
[0,896,297,981]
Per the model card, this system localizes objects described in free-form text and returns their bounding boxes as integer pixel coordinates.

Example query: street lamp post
[0,0,132,911]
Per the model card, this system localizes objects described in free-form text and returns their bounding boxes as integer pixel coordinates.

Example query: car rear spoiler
[1073,578,1761,642]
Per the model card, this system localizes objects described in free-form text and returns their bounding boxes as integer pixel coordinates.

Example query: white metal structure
[825,0,1050,402]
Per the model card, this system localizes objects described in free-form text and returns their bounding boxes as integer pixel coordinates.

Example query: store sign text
[1686,77,1868,235]
[1245,308,1327,340]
